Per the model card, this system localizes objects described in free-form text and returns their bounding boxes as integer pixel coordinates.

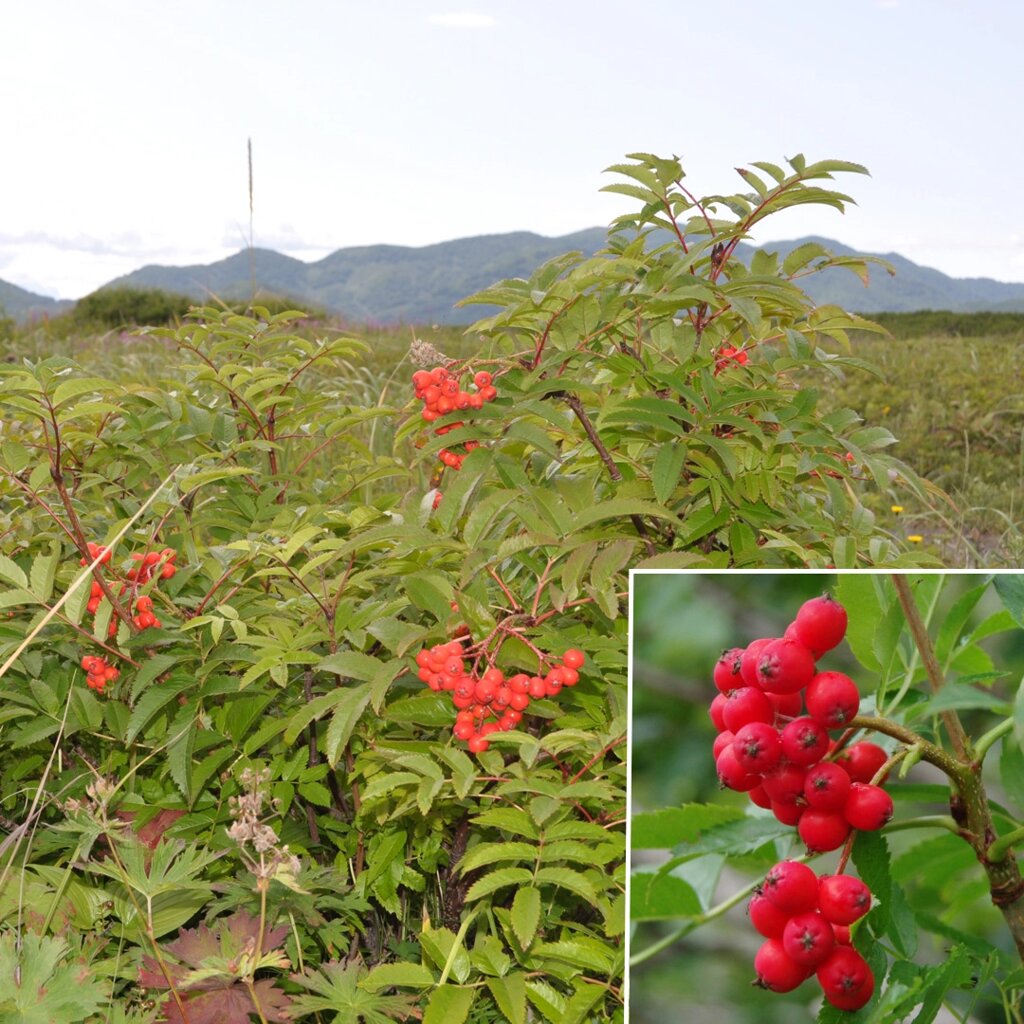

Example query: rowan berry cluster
[81,545,177,638]
[710,594,893,1011]
[412,365,497,507]
[81,654,119,694]
[752,860,874,1010]
[714,344,749,374]
[710,595,893,852]
[416,642,584,754]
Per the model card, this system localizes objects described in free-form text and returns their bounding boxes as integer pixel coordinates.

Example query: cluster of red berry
[709,595,892,1010]
[81,654,119,694]
[714,344,749,374]
[710,595,893,852]
[416,643,584,754]
[412,366,497,507]
[81,545,178,638]
[752,860,874,1010]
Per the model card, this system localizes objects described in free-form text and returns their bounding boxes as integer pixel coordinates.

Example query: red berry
[767,691,803,719]
[832,924,852,945]
[722,686,774,733]
[792,594,848,656]
[818,875,872,925]
[816,946,874,1011]
[732,722,783,774]
[740,638,776,687]
[467,734,489,753]
[835,740,889,784]
[755,638,816,694]
[806,671,860,727]
[713,647,745,693]
[709,693,729,731]
[844,782,894,831]
[762,860,819,915]
[799,809,851,853]
[782,911,835,968]
[748,783,772,810]
[563,648,584,670]
[779,717,830,767]
[771,799,804,826]
[803,761,851,812]
[754,939,809,993]
[761,763,807,805]
[712,730,735,760]
[715,746,762,791]
[749,892,790,939]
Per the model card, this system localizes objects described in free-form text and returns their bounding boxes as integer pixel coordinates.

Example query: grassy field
[4,307,1022,567]
[813,327,1024,566]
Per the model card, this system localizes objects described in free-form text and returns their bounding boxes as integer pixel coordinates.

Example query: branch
[891,574,970,761]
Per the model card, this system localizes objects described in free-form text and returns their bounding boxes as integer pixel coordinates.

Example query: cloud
[427,12,497,28]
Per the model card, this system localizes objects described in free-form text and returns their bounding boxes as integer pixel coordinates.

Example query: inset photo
[629,572,1024,1022]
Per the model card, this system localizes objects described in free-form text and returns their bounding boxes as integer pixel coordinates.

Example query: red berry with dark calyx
[803,761,851,812]
[782,911,835,968]
[817,946,874,1011]
[722,686,774,732]
[713,647,745,693]
[731,721,783,774]
[754,939,809,993]
[835,740,889,783]
[761,763,807,805]
[798,809,851,853]
[843,782,894,831]
[715,745,762,792]
[780,716,830,767]
[818,875,872,925]
[740,638,776,687]
[712,731,735,760]
[806,671,860,728]
[762,860,819,915]
[791,594,848,657]
[755,638,816,694]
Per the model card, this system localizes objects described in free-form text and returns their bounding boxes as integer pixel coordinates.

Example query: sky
[3,0,1023,300]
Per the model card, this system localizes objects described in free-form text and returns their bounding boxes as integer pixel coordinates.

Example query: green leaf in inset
[630,803,743,849]
[993,574,1024,627]
[630,867,701,920]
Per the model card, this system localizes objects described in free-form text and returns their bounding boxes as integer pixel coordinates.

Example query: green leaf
[359,961,436,992]
[324,683,372,767]
[0,554,28,589]
[851,829,892,933]
[486,974,527,1024]
[836,574,883,672]
[125,677,193,744]
[458,841,538,874]
[630,867,701,920]
[510,886,541,949]
[422,985,475,1024]
[534,866,598,903]
[464,867,534,902]
[630,804,743,849]
[28,544,59,601]
[1000,734,1024,812]
[993,574,1024,627]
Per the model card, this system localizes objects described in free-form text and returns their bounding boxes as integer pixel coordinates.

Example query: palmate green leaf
[289,960,420,1023]
[0,930,107,1023]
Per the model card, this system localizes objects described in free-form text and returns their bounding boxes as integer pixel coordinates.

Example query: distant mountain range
[6,229,1024,324]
